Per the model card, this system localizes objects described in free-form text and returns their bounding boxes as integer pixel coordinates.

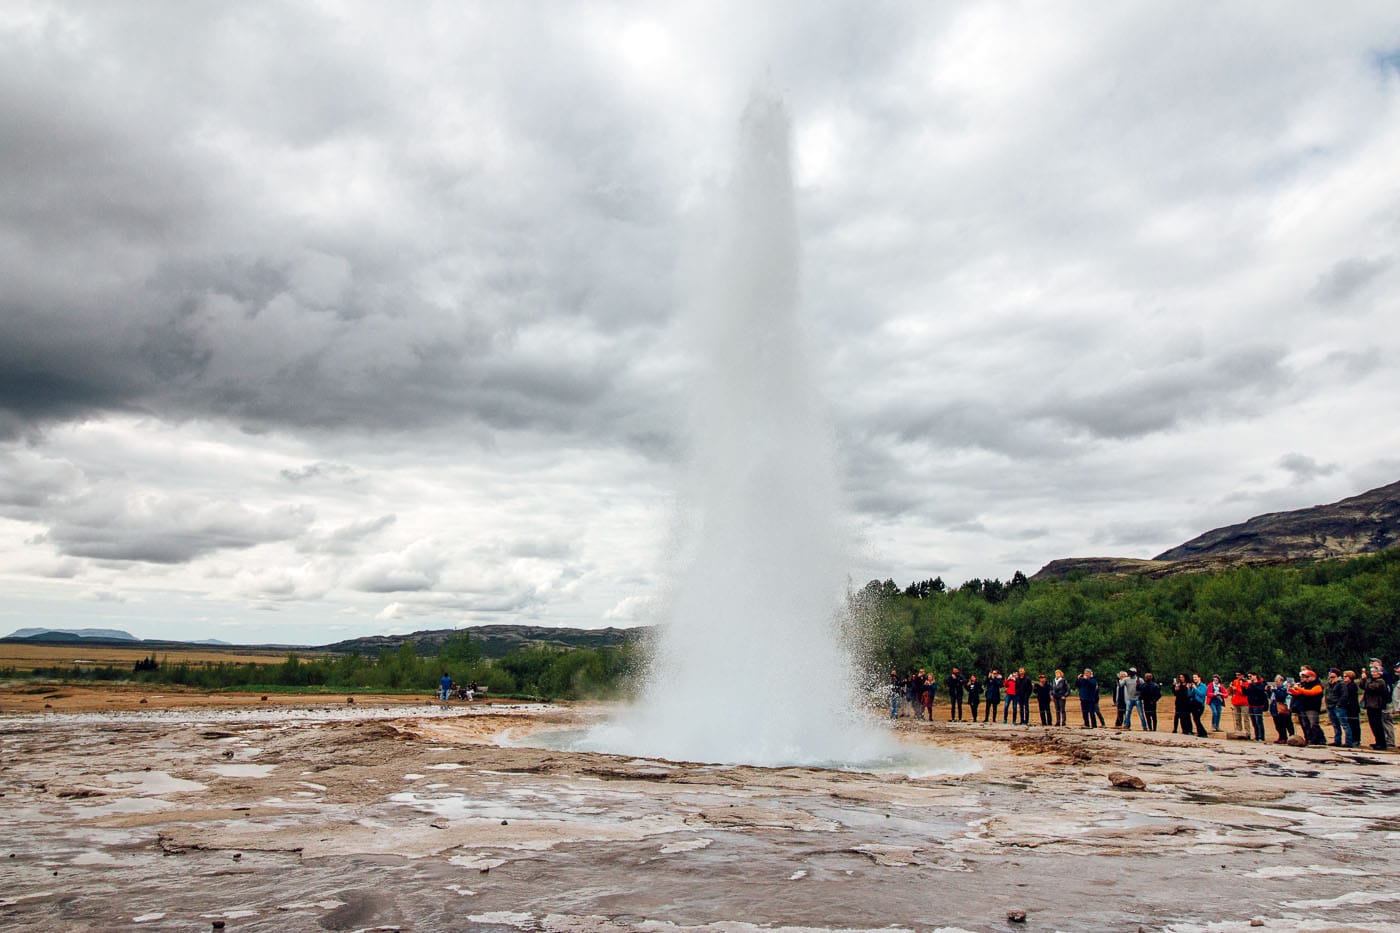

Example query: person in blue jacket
[1076,669,1100,728]
[439,671,453,703]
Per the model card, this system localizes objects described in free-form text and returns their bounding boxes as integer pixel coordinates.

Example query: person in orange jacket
[1288,667,1326,745]
[1228,672,1249,735]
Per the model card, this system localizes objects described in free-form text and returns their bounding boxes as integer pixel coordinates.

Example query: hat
[1128,667,1138,674]
[1328,667,1341,675]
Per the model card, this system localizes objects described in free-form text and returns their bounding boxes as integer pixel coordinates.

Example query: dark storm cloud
[0,4,681,447]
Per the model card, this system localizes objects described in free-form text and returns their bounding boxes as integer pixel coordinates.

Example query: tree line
[851,549,1400,682]
[14,631,643,702]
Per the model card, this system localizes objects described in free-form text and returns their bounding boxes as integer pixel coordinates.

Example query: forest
[854,548,1400,681]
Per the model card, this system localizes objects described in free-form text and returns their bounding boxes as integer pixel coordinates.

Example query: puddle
[207,764,277,779]
[102,771,206,795]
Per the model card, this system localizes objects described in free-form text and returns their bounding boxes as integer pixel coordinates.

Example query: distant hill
[318,623,648,659]
[6,627,138,641]
[1034,479,1400,581]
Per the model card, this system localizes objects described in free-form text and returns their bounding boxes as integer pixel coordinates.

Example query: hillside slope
[1034,479,1400,580]
[318,624,647,659]
[1154,479,1400,562]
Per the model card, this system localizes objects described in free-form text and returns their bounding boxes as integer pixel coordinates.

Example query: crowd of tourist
[889,658,1400,751]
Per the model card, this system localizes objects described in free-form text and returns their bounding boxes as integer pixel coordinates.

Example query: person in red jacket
[1002,671,1018,723]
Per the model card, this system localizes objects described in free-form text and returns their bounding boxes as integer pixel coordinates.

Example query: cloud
[603,593,659,623]
[40,494,311,564]
[296,514,397,556]
[1278,452,1340,483]
[346,541,446,594]
[1310,256,1393,305]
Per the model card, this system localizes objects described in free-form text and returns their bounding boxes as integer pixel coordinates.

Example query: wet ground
[1,696,1398,932]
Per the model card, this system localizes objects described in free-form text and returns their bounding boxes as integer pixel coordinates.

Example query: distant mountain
[6,627,138,641]
[1034,479,1400,580]
[188,639,233,646]
[319,623,648,659]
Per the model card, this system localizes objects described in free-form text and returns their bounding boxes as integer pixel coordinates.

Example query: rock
[1007,909,1027,923]
[261,695,268,701]
[139,698,148,704]
[500,819,508,825]
[1286,735,1309,747]
[347,696,355,704]
[1108,771,1147,790]
[212,922,226,930]
[1250,919,1265,927]
[1226,731,1252,741]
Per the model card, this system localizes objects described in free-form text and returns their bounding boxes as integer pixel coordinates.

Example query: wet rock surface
[1,702,1398,932]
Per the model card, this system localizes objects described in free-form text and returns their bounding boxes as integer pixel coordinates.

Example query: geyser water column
[597,92,893,766]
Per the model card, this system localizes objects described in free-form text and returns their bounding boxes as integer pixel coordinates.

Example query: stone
[1225,731,1252,741]
[1250,919,1265,927]
[1286,735,1309,747]
[1007,909,1027,923]
[1108,771,1146,789]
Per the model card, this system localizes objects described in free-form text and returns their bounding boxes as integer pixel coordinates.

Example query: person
[888,668,902,720]
[920,671,934,722]
[1122,668,1146,730]
[1206,675,1226,732]
[1361,662,1390,750]
[946,668,966,722]
[1171,675,1192,735]
[1077,668,1100,728]
[1342,669,1361,747]
[1271,675,1295,743]
[1034,673,1052,725]
[906,669,923,719]
[1139,672,1161,731]
[1015,667,1032,725]
[1387,662,1400,749]
[1189,673,1209,737]
[1051,669,1070,727]
[1229,672,1249,735]
[1289,667,1325,745]
[1324,668,1348,746]
[1113,671,1128,728]
[967,674,982,723]
[439,671,453,703]
[1002,670,1017,723]
[984,670,1002,722]
[1245,672,1269,742]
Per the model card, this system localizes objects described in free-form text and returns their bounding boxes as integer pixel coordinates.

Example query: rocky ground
[1,689,1398,932]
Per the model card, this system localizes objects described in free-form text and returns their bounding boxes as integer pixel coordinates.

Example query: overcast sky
[3,2,1399,644]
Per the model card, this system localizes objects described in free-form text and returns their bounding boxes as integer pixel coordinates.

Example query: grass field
[0,642,320,672]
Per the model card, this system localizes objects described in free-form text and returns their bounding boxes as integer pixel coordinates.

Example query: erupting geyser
[575,91,904,767]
